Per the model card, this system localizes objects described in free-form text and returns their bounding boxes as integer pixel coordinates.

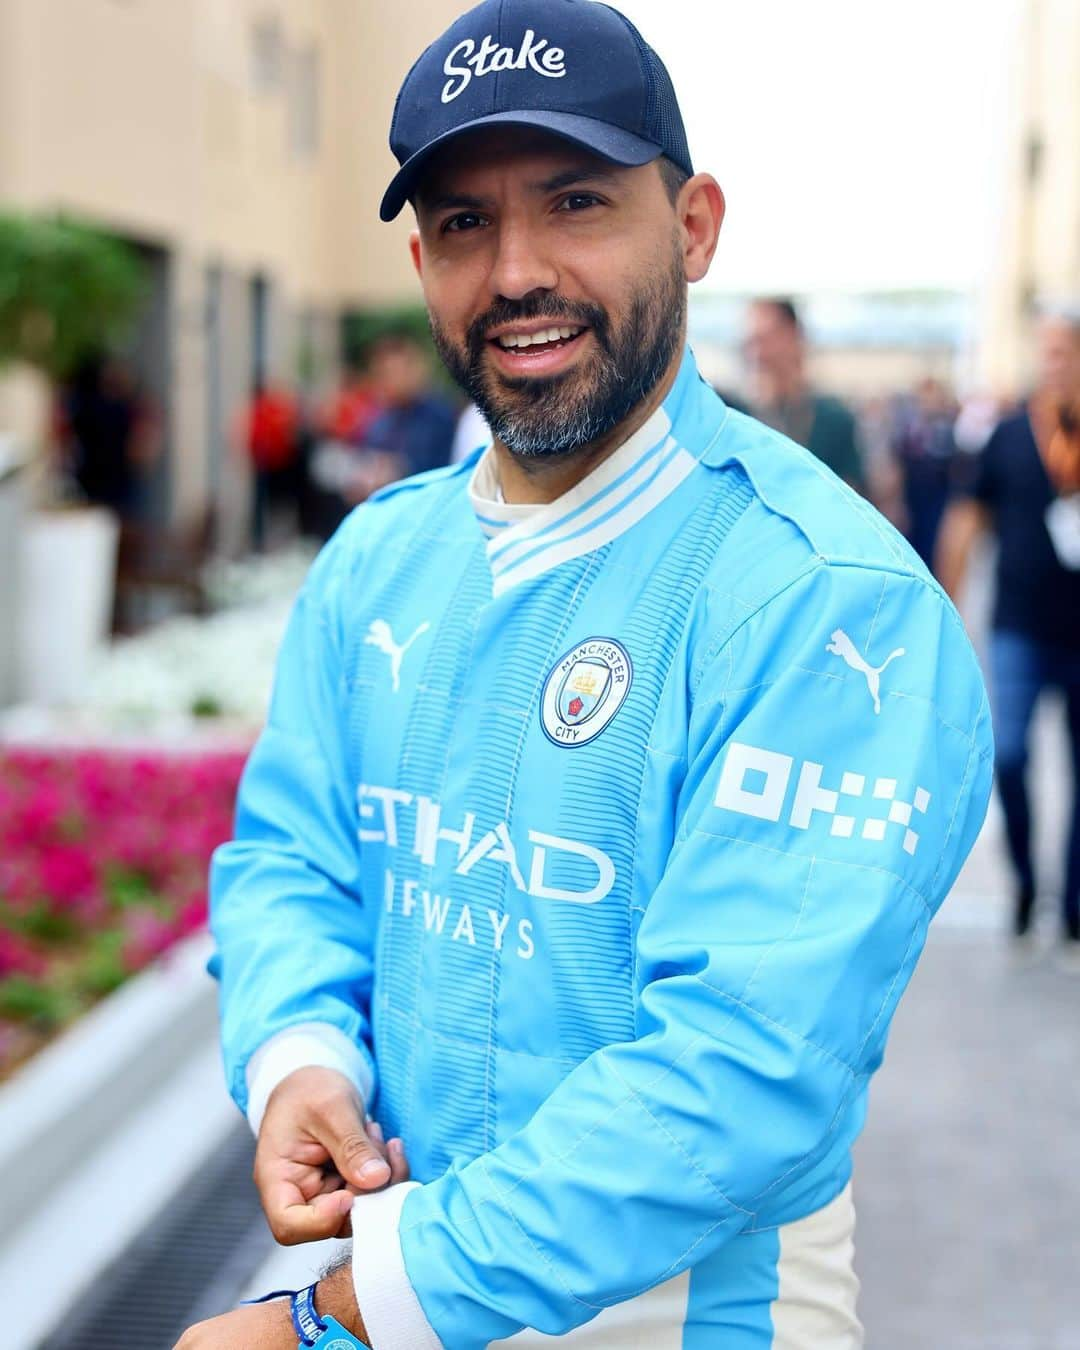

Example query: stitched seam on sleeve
[689,825,935,918]
[479,1123,746,1313]
[863,571,889,655]
[713,855,815,1052]
[397,1093,637,1236]
[748,1073,867,1207]
[607,1058,755,1220]
[648,1212,744,1285]
[691,560,825,695]
[690,978,859,1078]
[691,565,986,756]
[475,1157,598,1312]
[856,918,924,1063]
[928,724,979,896]
[397,1029,717,1239]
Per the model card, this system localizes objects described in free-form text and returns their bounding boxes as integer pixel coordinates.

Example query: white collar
[468,402,699,597]
[469,452,540,530]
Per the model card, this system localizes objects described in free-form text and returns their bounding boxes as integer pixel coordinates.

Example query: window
[1024,131,1043,186]
[251,14,284,94]
[289,42,321,159]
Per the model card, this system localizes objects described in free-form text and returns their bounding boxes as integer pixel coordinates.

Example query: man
[890,376,957,572]
[359,333,458,485]
[744,297,868,493]
[938,312,1080,954]
[183,2,992,1346]
[239,376,300,552]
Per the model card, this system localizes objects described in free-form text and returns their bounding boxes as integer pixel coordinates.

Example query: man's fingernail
[368,1121,384,1143]
[359,1159,390,1181]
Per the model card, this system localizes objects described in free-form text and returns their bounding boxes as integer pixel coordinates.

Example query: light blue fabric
[210,350,993,1347]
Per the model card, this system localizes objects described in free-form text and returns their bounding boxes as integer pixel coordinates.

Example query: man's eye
[557,193,601,213]
[443,213,486,234]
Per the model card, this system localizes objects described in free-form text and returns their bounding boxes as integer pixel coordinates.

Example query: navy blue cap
[380,0,693,221]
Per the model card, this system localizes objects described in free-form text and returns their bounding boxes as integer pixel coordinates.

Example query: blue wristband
[243,1284,371,1349]
[291,1283,326,1344]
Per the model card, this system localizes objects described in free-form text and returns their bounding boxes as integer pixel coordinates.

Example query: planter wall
[17,505,119,703]
[0,934,241,1350]
[0,451,25,707]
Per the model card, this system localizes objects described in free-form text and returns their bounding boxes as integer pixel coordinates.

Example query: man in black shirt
[938,314,1080,957]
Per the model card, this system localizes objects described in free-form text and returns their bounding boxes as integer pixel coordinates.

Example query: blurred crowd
[55,306,1079,594]
[240,333,466,549]
[51,302,1080,952]
[741,298,1080,954]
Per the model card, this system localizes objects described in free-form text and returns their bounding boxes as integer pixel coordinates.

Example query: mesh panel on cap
[643,50,693,175]
[604,7,693,176]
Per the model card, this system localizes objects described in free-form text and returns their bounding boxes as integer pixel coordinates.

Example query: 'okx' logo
[714,741,931,855]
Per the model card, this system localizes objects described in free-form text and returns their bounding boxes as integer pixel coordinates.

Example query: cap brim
[379,110,662,222]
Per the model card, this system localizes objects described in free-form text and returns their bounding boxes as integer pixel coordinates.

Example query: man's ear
[409,229,423,280]
[678,174,725,284]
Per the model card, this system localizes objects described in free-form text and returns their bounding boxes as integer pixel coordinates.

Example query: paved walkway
[855,689,1079,1349]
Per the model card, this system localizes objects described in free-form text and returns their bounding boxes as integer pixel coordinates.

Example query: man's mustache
[466,297,608,358]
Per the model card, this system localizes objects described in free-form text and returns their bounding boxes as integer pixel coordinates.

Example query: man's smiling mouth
[491,325,588,356]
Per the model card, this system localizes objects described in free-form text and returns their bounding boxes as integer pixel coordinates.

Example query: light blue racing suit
[210,349,993,1348]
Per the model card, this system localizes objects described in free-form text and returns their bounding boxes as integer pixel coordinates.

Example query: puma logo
[825,629,905,715]
[365,619,430,693]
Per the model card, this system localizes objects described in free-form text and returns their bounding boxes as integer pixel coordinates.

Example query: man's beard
[429,244,686,460]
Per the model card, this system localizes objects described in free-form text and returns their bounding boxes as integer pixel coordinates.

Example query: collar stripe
[492,435,682,580]
[474,512,509,537]
[486,412,673,565]
[491,446,700,597]
[467,346,709,592]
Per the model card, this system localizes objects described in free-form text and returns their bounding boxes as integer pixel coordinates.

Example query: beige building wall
[980,0,1080,395]
[0,0,461,532]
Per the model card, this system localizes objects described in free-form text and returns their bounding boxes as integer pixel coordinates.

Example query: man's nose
[489,220,559,301]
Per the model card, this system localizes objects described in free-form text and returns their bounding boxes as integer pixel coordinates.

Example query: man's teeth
[496,326,583,349]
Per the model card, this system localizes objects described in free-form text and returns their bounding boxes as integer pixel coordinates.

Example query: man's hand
[255,1066,409,1244]
[174,1298,293,1349]
[174,1263,369,1349]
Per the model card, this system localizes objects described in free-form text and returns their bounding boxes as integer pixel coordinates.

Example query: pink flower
[15,784,68,843]
[0,930,46,979]
[176,895,208,937]
[1,745,249,981]
[37,843,99,910]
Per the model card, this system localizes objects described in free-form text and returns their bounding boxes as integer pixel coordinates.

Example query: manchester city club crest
[541,637,632,746]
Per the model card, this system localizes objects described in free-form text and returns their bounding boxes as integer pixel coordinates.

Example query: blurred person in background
[743,296,867,494]
[322,360,383,447]
[237,376,300,552]
[938,311,1080,955]
[953,387,1010,456]
[304,361,387,540]
[58,353,158,523]
[890,376,957,571]
[344,332,457,498]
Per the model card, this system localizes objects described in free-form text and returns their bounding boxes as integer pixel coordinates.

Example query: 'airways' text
[383,869,535,961]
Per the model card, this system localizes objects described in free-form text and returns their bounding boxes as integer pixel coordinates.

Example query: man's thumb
[321,1097,391,1189]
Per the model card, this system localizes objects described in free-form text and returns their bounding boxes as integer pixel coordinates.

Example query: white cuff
[351,1183,442,1350]
[245,1022,376,1134]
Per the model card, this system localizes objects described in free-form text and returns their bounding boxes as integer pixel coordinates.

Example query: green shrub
[0,212,145,380]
